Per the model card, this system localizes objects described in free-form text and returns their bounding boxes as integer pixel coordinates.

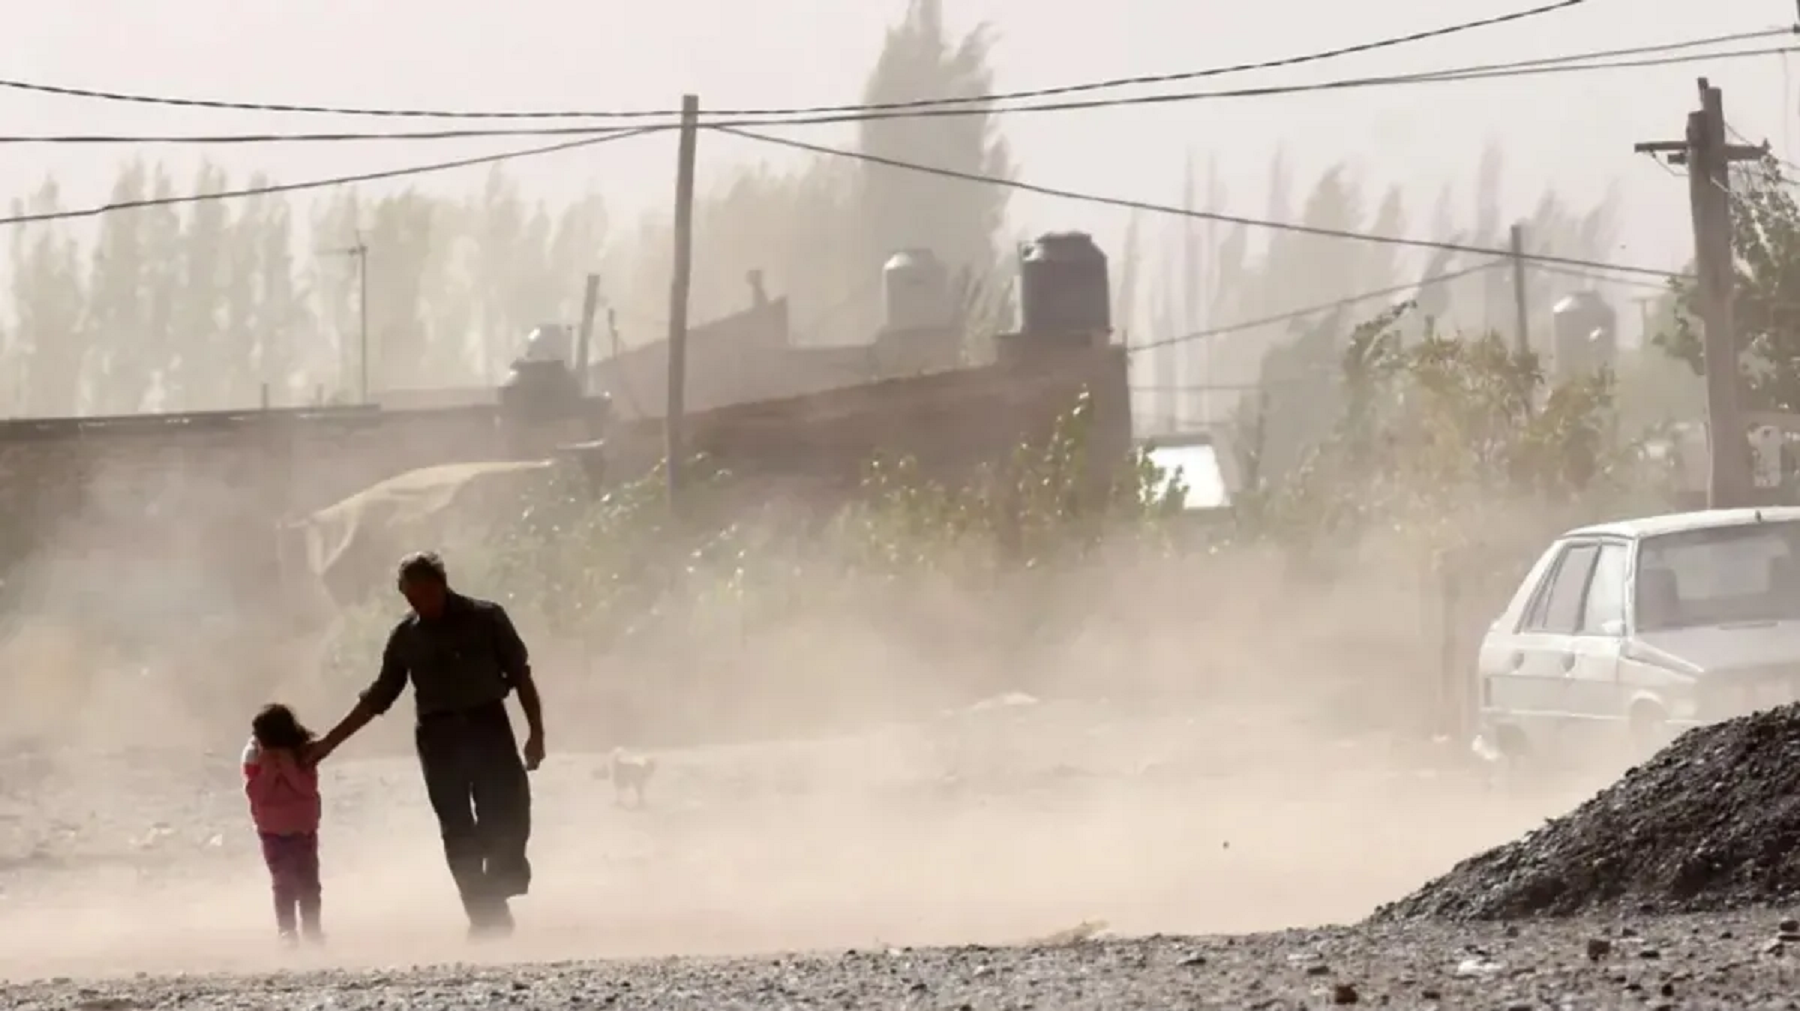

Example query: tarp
[281,460,552,609]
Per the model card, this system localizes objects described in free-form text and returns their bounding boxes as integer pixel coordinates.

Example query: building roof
[1567,506,1800,540]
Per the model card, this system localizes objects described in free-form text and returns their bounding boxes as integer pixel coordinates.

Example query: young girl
[243,703,324,945]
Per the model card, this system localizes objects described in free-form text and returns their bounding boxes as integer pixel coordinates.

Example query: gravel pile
[10,912,1800,1009]
[1378,703,1800,922]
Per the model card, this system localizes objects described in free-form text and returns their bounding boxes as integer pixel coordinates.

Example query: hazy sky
[0,0,1791,303]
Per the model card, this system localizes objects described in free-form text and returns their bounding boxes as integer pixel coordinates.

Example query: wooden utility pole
[664,94,700,509]
[1508,222,1530,357]
[1636,78,1764,508]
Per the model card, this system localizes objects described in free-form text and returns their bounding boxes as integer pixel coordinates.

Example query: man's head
[396,550,450,619]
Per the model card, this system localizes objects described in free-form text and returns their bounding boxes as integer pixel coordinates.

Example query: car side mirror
[1601,618,1627,637]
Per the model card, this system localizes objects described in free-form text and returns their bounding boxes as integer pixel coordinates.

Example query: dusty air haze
[0,0,1783,989]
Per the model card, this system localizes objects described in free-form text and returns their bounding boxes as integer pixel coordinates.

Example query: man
[309,551,546,938]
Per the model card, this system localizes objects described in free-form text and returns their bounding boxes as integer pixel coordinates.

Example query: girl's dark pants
[415,700,532,927]
[259,831,322,938]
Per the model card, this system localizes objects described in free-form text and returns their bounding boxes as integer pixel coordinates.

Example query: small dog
[600,747,656,808]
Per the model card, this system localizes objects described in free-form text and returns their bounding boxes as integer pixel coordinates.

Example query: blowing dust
[0,511,1612,982]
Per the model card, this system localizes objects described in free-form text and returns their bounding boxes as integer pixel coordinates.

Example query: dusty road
[11,913,1800,1009]
[0,693,1626,1003]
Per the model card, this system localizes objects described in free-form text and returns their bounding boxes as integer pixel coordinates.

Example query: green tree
[251,189,310,406]
[309,188,365,402]
[469,168,530,382]
[137,166,185,411]
[364,191,437,392]
[854,0,1013,341]
[84,161,152,413]
[10,180,86,416]
[167,163,231,408]
[1654,156,1800,412]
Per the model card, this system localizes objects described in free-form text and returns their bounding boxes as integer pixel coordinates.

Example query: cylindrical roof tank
[882,249,952,332]
[1019,232,1110,338]
[1552,291,1618,377]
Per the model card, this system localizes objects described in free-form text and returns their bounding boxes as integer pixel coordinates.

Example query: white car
[1475,506,1800,768]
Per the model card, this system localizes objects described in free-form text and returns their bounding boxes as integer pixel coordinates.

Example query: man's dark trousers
[415,701,531,926]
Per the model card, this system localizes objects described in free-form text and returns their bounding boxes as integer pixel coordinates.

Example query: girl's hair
[251,703,314,751]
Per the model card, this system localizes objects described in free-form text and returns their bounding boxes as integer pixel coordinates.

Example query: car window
[1579,542,1629,634]
[1637,519,1800,630]
[1524,543,1599,635]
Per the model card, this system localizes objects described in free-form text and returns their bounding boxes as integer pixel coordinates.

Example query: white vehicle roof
[1565,506,1800,541]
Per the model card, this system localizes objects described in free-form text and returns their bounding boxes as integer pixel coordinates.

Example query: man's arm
[311,628,408,762]
[492,605,545,767]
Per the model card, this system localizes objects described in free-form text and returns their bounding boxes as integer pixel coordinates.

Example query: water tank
[1019,232,1110,337]
[1551,292,1618,378]
[882,250,951,331]
[501,324,582,421]
[520,323,574,364]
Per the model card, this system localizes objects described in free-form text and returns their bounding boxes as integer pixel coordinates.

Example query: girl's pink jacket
[242,738,322,837]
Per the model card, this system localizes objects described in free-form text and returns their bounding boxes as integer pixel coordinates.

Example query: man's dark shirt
[362,591,530,718]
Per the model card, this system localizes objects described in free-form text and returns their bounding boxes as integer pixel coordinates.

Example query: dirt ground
[0,690,1602,983]
[0,523,1680,1006]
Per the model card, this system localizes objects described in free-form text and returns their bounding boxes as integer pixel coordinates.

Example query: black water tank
[500,324,584,422]
[1551,291,1618,378]
[1019,232,1110,337]
[882,249,952,331]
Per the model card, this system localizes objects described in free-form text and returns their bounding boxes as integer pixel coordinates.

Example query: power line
[1725,119,1798,172]
[0,0,1597,122]
[0,126,666,228]
[714,127,1689,280]
[1127,263,1506,352]
[6,33,1793,144]
[1530,262,1679,291]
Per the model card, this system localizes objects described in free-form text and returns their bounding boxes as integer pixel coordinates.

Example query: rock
[1454,957,1503,978]
[1374,703,1800,922]
[1330,982,1359,1004]
[1781,917,1799,933]
[1586,938,1613,961]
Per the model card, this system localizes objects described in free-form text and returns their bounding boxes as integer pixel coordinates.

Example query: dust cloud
[0,490,1615,983]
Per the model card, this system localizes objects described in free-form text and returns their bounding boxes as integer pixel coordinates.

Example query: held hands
[302,739,338,768]
[523,732,546,772]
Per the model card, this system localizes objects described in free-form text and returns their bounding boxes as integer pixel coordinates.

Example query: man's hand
[523,732,545,772]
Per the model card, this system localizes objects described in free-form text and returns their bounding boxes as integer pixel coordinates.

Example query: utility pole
[664,94,700,509]
[574,273,601,396]
[1508,222,1530,357]
[1636,78,1764,508]
[320,233,370,405]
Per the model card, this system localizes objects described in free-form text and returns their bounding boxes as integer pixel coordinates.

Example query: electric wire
[0,126,666,228]
[713,127,1690,280]
[2,33,1791,144]
[1126,263,1505,352]
[0,0,1600,122]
